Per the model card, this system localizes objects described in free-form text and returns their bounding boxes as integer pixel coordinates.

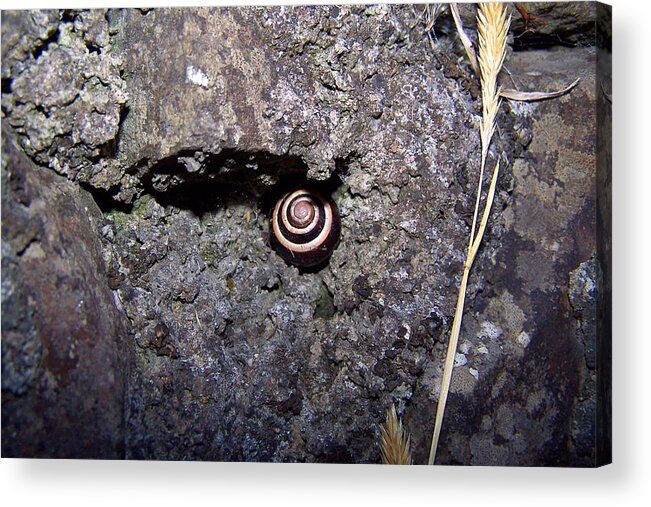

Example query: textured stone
[2,10,127,185]
[1,126,129,458]
[412,45,606,466]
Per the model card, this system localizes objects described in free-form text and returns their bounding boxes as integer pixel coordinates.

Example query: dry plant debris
[428,1,510,466]
[380,405,412,465]
[500,78,580,101]
[450,3,480,75]
[447,2,579,101]
[381,1,582,465]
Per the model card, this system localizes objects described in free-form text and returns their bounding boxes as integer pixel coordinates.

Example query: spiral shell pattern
[270,189,341,267]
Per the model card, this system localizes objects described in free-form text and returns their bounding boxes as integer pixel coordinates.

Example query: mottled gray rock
[415,45,607,466]
[1,5,608,465]
[100,4,491,463]
[443,2,600,50]
[1,126,129,458]
[2,9,127,186]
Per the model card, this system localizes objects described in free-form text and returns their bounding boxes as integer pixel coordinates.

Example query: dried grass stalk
[449,2,579,106]
[380,405,412,465]
[501,78,580,101]
[450,3,480,75]
[471,1,509,245]
[427,2,510,466]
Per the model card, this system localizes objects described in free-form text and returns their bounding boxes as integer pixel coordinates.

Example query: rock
[439,2,600,50]
[1,126,129,458]
[2,9,127,187]
[410,44,609,466]
[100,5,489,462]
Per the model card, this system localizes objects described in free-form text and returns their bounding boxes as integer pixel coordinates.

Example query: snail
[270,188,341,268]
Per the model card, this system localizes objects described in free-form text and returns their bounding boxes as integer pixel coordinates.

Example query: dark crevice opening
[512,27,596,51]
[84,146,351,272]
[31,26,61,61]
[2,77,13,95]
[144,148,308,215]
[141,147,349,273]
[85,41,102,55]
[81,182,133,214]
[60,10,77,23]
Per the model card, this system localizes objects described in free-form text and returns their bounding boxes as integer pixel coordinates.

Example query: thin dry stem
[450,3,479,75]
[381,405,412,465]
[423,4,447,50]
[470,2,510,248]
[428,2,510,466]
[500,78,580,101]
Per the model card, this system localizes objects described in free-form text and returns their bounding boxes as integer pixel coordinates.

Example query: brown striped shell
[270,189,341,268]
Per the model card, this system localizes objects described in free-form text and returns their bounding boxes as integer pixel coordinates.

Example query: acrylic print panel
[1,2,611,466]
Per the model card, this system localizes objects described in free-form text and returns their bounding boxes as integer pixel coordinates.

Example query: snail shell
[270,189,341,267]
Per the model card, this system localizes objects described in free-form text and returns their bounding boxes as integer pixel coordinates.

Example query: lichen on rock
[3,10,127,186]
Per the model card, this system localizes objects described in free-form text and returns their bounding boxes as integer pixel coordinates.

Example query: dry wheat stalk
[450,3,480,75]
[449,2,578,102]
[471,1,509,246]
[427,2,510,466]
[380,405,412,465]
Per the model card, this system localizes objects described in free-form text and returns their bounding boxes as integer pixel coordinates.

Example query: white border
[2,0,650,506]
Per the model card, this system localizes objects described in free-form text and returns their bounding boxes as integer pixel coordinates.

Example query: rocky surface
[1,5,609,465]
[442,2,599,49]
[419,44,605,465]
[1,126,128,458]
[2,10,127,187]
